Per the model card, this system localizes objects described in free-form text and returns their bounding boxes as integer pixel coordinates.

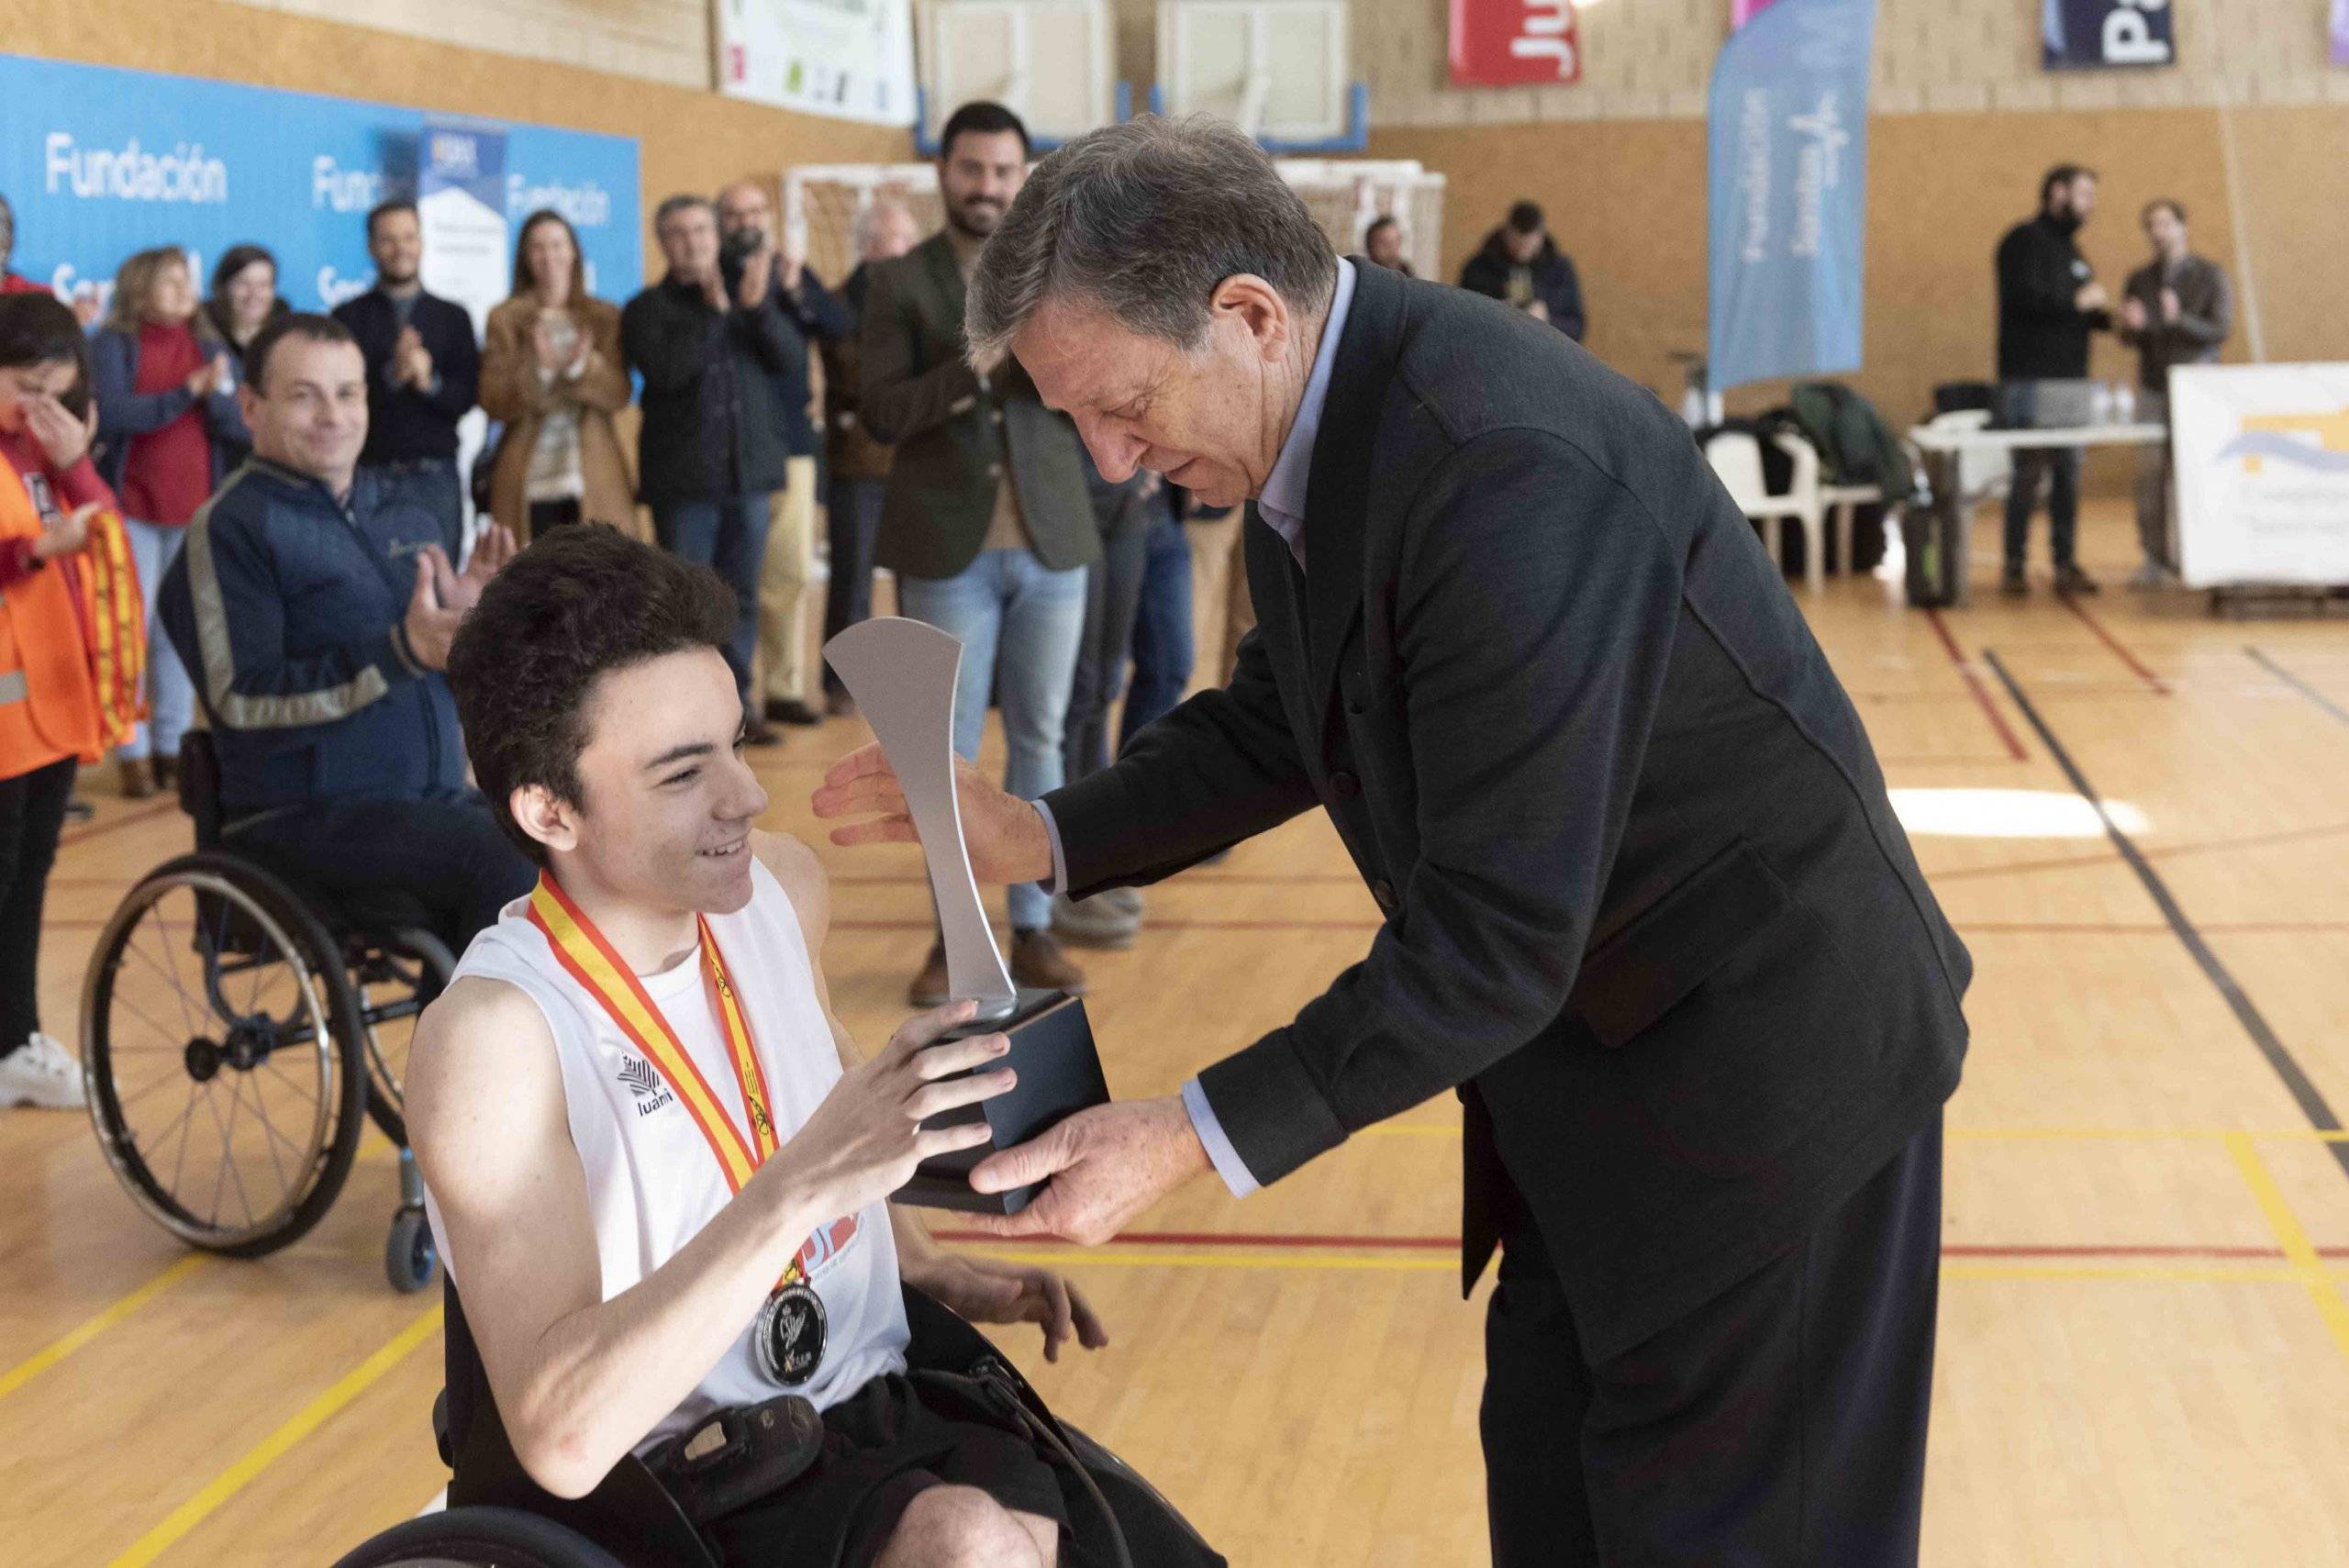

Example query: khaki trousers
[1184,505,1252,694]
[757,455,819,704]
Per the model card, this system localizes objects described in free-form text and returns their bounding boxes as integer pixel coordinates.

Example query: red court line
[831,917,1384,933]
[1955,919,2349,935]
[824,873,1365,887]
[2055,595,2171,695]
[933,1229,2349,1261]
[1875,755,2025,766]
[1920,609,2030,761]
[1926,818,2349,887]
[55,799,179,848]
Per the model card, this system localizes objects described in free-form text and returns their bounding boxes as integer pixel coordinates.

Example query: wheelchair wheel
[353,927,455,1151]
[385,1203,438,1295]
[82,852,369,1257]
[330,1507,630,1568]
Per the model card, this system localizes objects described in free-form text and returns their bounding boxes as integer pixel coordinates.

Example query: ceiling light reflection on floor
[1887,788,2149,840]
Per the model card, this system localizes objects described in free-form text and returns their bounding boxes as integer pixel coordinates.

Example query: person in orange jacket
[0,293,145,1108]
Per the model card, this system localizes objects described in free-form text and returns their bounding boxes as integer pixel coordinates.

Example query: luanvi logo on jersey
[618,1056,675,1116]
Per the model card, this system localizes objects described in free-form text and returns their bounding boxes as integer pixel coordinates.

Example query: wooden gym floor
[7,498,2349,1566]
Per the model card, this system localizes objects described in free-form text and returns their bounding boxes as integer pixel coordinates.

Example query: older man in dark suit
[858,100,1100,1006]
[817,117,1969,1566]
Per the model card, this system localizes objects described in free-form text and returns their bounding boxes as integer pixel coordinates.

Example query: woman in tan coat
[479,209,639,540]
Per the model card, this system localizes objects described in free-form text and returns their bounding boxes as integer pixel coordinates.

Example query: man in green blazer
[857,101,1099,1006]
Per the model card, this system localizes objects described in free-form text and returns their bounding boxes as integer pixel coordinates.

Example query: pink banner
[1732,0,1785,26]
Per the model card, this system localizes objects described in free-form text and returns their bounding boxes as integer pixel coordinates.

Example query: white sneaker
[0,1033,88,1109]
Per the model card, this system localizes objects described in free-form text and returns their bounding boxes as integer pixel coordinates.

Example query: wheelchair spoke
[217,1073,261,1227]
[242,1072,304,1208]
[114,1064,188,1111]
[107,989,185,1048]
[201,1082,233,1227]
[146,1081,203,1194]
[126,910,203,1040]
[259,1055,321,1111]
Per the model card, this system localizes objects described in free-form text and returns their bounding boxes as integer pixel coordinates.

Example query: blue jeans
[121,517,195,762]
[897,550,1087,931]
[654,494,774,704]
[1119,515,1195,756]
[822,475,888,699]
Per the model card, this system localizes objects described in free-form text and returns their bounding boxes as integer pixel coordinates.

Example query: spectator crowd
[0,101,1613,1110]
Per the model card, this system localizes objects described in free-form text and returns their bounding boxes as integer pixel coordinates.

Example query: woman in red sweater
[91,247,236,799]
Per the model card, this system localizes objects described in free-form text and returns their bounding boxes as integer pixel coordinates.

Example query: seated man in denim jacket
[159,312,531,956]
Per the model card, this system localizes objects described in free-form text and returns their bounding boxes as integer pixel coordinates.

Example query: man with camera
[622,194,808,743]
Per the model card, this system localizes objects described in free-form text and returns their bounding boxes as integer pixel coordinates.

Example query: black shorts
[705,1373,1074,1567]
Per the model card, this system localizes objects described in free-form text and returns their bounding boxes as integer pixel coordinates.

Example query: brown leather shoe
[907,940,952,1008]
[1010,928,1087,996]
[118,757,156,800]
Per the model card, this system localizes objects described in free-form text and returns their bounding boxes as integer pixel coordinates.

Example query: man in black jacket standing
[818,118,1969,1567]
[1458,200,1585,342]
[1995,164,2110,596]
[332,200,480,556]
[622,194,806,741]
[718,178,855,729]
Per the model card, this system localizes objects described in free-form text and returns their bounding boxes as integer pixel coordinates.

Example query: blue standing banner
[1705,0,1878,395]
[0,54,640,322]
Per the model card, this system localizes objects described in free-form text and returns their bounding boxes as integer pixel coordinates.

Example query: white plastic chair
[1706,430,1827,595]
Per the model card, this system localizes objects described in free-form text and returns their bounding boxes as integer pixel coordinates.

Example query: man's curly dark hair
[446,525,737,864]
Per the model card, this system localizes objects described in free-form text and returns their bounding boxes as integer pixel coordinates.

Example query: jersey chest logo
[617,1053,677,1117]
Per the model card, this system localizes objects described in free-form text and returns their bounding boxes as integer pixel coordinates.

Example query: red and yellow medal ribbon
[527,873,800,1285]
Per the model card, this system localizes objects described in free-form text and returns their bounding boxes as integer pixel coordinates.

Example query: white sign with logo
[2172,361,2349,587]
[716,0,917,126]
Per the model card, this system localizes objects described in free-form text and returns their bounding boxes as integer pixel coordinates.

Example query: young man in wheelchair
[409,526,1219,1568]
[156,312,535,962]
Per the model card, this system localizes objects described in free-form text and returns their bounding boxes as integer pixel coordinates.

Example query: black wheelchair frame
[80,731,452,1290]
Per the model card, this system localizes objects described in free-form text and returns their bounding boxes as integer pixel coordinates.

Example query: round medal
[756,1282,827,1386]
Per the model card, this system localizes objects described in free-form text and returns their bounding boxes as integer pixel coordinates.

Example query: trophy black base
[891,988,1109,1216]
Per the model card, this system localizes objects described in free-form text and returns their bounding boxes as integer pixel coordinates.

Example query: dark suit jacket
[1044,262,1970,1361]
[858,232,1097,580]
[330,287,480,464]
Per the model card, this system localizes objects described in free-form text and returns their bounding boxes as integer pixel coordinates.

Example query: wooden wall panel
[1374,102,2343,492]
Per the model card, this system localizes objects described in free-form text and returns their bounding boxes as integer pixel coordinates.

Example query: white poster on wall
[418,116,511,549]
[2172,362,2349,588]
[717,0,918,126]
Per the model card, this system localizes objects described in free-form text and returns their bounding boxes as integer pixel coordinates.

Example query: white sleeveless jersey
[423,859,909,1451]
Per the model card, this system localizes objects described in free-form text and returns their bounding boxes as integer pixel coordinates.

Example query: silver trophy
[824,617,1109,1214]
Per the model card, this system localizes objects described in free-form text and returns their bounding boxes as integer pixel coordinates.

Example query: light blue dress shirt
[1036,260,1359,1198]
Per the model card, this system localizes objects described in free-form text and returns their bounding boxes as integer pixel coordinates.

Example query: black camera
[718,227,762,291]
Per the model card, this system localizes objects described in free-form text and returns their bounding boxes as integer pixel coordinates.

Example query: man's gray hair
[852,195,915,258]
[653,194,714,233]
[964,116,1336,370]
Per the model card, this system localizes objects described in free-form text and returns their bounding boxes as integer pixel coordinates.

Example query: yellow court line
[2223,1133,2349,1373]
[1358,1124,2349,1143]
[1952,1127,2349,1143]
[106,1303,444,1568]
[0,1254,209,1403]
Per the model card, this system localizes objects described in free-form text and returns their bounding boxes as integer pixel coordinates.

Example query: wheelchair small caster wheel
[386,1206,438,1294]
